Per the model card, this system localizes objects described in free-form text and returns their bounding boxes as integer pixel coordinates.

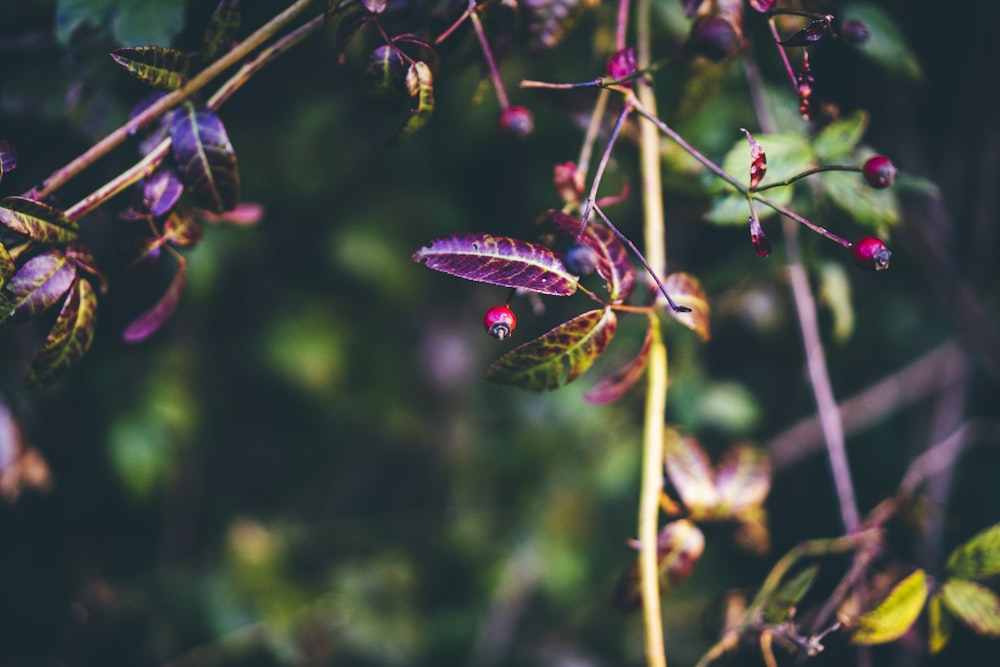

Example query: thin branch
[579,104,630,234]
[468,3,509,110]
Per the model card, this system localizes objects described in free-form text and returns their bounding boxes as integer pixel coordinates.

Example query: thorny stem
[468,3,510,111]
[65,11,329,220]
[29,0,318,202]
[752,164,861,192]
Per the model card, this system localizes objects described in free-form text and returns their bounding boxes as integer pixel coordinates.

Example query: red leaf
[740,128,767,190]
[749,216,771,257]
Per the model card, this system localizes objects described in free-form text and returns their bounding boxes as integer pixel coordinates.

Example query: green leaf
[56,0,186,47]
[940,578,1000,637]
[27,278,98,389]
[200,0,241,63]
[664,272,710,341]
[0,249,76,326]
[762,565,819,624]
[110,46,191,91]
[928,592,952,655]
[394,61,435,144]
[812,109,869,161]
[716,132,815,192]
[853,569,928,645]
[946,523,1000,580]
[0,197,79,244]
[817,260,855,343]
[170,102,240,213]
[824,170,900,228]
[486,308,616,390]
[841,3,922,80]
[663,429,719,516]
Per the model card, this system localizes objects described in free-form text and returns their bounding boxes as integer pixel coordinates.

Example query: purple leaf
[0,196,79,245]
[143,169,185,217]
[200,0,241,63]
[748,0,776,12]
[26,278,98,388]
[123,260,187,343]
[614,519,705,611]
[0,138,17,179]
[778,17,832,46]
[550,211,635,302]
[584,320,652,404]
[110,46,191,91]
[749,215,771,257]
[714,444,771,517]
[0,249,76,326]
[162,208,204,248]
[485,308,617,390]
[170,102,240,213]
[412,232,578,296]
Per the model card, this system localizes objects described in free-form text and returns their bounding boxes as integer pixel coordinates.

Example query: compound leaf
[945,522,1000,580]
[0,197,79,245]
[170,102,240,213]
[853,569,928,645]
[940,578,1000,637]
[27,277,98,388]
[412,233,578,296]
[110,46,191,91]
[486,308,616,390]
[0,249,76,326]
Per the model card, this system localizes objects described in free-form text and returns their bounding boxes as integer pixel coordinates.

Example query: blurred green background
[1,1,998,665]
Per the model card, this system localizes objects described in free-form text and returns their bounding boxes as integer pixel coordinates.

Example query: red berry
[852,237,892,271]
[688,16,741,61]
[484,304,516,340]
[499,106,534,138]
[862,155,897,189]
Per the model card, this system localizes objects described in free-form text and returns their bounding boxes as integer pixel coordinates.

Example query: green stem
[752,164,860,192]
[31,0,318,202]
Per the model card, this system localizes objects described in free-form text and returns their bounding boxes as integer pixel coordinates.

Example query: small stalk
[468,3,509,110]
[579,104,631,235]
[752,164,861,192]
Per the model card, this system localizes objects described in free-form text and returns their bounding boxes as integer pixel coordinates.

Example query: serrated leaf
[813,110,869,161]
[110,46,191,91]
[664,272,710,341]
[123,260,187,343]
[0,138,17,181]
[824,171,899,228]
[614,519,705,611]
[143,169,185,217]
[522,0,599,50]
[549,211,635,302]
[0,197,79,244]
[26,278,98,388]
[853,569,928,645]
[170,102,240,213]
[762,565,819,624]
[394,61,434,143]
[946,523,1000,580]
[0,249,76,326]
[940,578,1000,637]
[714,443,771,517]
[841,4,922,80]
[412,233,578,296]
[485,308,616,390]
[928,592,953,655]
[663,429,719,515]
[200,0,240,63]
[162,208,204,247]
[584,320,653,404]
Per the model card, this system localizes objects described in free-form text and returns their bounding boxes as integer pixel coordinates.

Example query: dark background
[1,1,998,665]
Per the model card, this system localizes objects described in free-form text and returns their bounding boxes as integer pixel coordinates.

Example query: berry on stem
[484,304,517,340]
[563,243,599,276]
[688,16,741,61]
[851,237,892,271]
[499,106,534,138]
[862,155,897,188]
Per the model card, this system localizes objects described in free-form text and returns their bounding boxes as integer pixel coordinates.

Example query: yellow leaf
[853,569,928,645]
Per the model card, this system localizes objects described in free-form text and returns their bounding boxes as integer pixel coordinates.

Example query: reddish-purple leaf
[749,215,771,257]
[143,169,184,217]
[614,519,705,611]
[663,429,719,516]
[0,249,76,326]
[797,50,816,120]
[200,0,241,63]
[163,208,204,247]
[485,308,617,390]
[714,443,771,517]
[26,277,98,388]
[664,272,710,341]
[0,138,17,180]
[412,232,578,296]
[66,242,107,292]
[779,17,832,46]
[584,318,653,404]
[740,128,767,190]
[362,0,387,14]
[123,260,187,343]
[170,102,240,213]
[550,211,635,302]
[110,46,191,91]
[0,197,79,245]
[748,0,776,12]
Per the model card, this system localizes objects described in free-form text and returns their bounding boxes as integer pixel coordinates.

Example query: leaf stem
[753,194,852,248]
[767,17,798,89]
[752,164,861,192]
[468,2,509,111]
[29,0,319,202]
[579,104,630,235]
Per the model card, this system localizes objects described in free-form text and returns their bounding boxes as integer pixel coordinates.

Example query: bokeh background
[1,1,998,665]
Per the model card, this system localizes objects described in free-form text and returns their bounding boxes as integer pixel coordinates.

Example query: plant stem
[752,164,861,192]
[576,88,611,179]
[636,0,666,664]
[615,0,630,52]
[468,3,509,110]
[767,17,798,89]
[579,104,630,234]
[754,194,852,248]
[30,0,318,202]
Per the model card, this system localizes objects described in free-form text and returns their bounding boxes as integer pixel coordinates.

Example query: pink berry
[852,237,892,271]
[484,305,517,340]
[499,106,534,138]
[862,155,897,189]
